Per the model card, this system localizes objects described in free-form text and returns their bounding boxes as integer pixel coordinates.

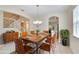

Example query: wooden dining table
[22,32,49,53]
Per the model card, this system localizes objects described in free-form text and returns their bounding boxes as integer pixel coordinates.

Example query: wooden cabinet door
[3,32,18,43]
[13,32,18,40]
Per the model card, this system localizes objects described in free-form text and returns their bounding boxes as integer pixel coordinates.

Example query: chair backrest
[45,33,56,51]
[50,33,56,47]
[21,32,27,39]
[52,33,56,43]
[46,35,51,44]
[14,39,25,54]
[47,33,56,48]
[30,31,36,34]
[43,30,49,33]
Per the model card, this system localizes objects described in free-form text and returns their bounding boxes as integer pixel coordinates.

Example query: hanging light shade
[33,5,42,25]
[33,20,42,24]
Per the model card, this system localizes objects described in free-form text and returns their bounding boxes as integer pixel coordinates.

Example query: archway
[49,16,59,40]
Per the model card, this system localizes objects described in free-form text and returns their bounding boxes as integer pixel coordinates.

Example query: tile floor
[0,42,15,54]
[54,43,73,54]
[0,41,73,54]
[40,42,73,54]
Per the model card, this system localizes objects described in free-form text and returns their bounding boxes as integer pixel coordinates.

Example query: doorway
[49,16,59,39]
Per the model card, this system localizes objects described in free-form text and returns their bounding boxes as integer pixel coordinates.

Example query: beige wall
[67,6,79,53]
[0,11,3,28]
[29,12,69,32]
[0,10,4,44]
[43,12,69,30]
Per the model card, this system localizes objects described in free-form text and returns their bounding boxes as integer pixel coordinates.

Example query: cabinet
[3,32,18,43]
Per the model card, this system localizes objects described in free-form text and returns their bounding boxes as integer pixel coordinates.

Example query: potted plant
[36,29,40,35]
[60,29,70,46]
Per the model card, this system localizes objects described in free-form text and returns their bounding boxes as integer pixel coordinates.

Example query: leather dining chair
[39,34,56,54]
[30,31,36,35]
[43,30,49,33]
[21,32,31,44]
[14,38,35,54]
[46,34,56,44]
[21,32,27,39]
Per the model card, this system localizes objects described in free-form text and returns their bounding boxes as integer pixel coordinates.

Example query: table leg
[36,44,39,54]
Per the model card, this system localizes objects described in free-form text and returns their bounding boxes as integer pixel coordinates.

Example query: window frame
[73,6,79,38]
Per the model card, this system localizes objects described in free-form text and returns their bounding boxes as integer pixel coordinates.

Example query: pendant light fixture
[33,5,42,25]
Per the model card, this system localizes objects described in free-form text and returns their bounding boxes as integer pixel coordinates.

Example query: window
[73,6,79,38]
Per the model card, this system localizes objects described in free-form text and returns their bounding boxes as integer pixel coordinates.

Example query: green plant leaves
[60,29,69,39]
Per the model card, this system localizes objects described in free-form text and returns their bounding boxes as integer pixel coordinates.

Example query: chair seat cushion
[39,43,50,51]
[45,39,51,43]
[22,39,31,44]
[24,45,34,53]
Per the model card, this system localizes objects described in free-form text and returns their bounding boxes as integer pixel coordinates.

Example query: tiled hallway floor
[0,42,73,54]
[54,42,73,54]
[0,42,15,54]
[40,42,73,54]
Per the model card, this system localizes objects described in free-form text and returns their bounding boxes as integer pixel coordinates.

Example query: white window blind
[73,6,79,38]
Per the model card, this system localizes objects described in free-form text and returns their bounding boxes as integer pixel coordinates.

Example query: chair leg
[49,51,51,54]
[51,46,55,54]
[53,49,55,54]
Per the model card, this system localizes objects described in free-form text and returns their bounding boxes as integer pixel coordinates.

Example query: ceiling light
[33,5,42,25]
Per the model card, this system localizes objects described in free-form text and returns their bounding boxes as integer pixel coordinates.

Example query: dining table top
[24,32,49,44]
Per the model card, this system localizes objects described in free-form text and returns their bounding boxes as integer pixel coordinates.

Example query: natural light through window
[73,6,79,38]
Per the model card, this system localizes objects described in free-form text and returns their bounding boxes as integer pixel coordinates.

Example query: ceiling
[0,5,75,18]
